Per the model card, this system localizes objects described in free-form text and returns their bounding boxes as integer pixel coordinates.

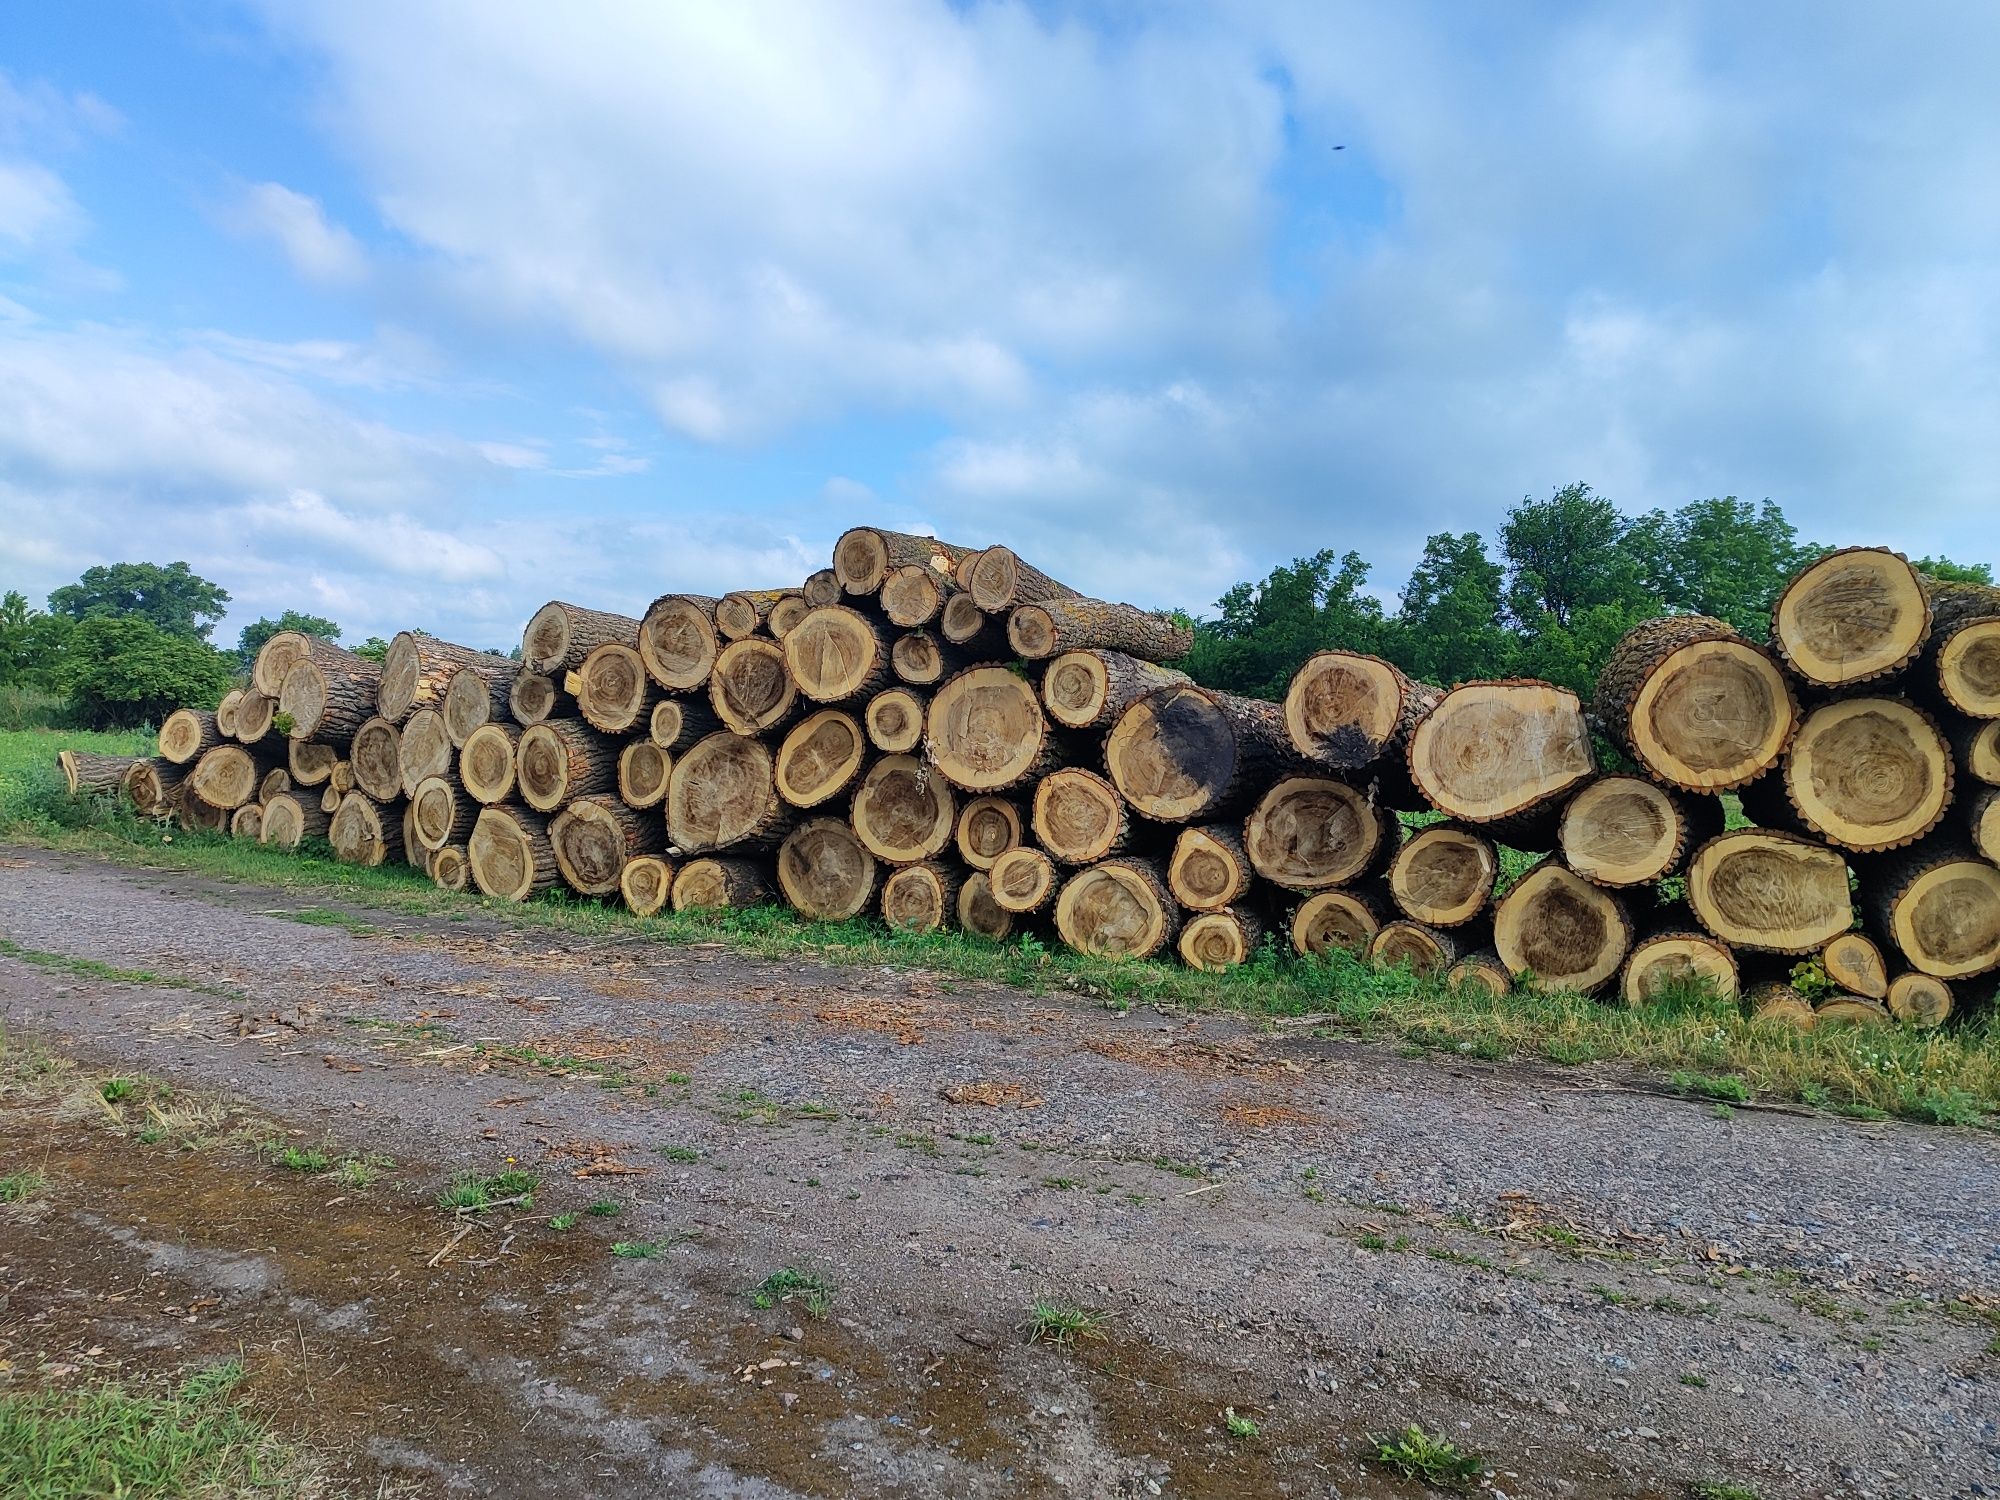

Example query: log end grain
[1773,547,1929,686]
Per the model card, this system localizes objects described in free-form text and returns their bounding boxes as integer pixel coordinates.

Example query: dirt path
[2,845,1996,1499]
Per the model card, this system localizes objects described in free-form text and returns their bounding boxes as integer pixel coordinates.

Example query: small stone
[780,1392,799,1410]
[785,1325,805,1341]
[1635,1427,1659,1440]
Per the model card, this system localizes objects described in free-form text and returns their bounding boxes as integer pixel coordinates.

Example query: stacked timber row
[70,534,2000,1028]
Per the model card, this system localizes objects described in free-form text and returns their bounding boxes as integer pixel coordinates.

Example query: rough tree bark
[522,601,640,675]
[1041,650,1190,732]
[1006,598,1192,664]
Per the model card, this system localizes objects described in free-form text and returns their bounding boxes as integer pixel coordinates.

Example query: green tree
[47,561,231,640]
[1382,532,1514,686]
[1498,484,1661,696]
[1183,550,1384,699]
[0,590,75,689]
[56,615,233,729]
[1623,497,1819,637]
[237,610,342,669]
[353,636,390,662]
[1914,554,1995,585]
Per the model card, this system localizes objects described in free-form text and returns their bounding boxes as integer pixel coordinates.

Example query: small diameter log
[431,844,470,892]
[891,630,961,686]
[509,670,561,727]
[851,755,957,866]
[801,569,843,609]
[1961,785,2000,865]
[1053,857,1180,960]
[1167,824,1253,912]
[517,720,619,813]
[441,652,518,747]
[1369,919,1486,978]
[158,708,219,765]
[1007,597,1192,664]
[774,710,866,809]
[1930,616,2000,718]
[551,794,664,897]
[667,733,791,854]
[1283,652,1442,773]
[988,847,1059,914]
[939,594,1007,652]
[59,751,141,796]
[834,528,977,597]
[1407,680,1596,824]
[1289,883,1395,958]
[957,872,1014,941]
[257,768,291,805]
[927,666,1058,794]
[522,601,639,675]
[1822,932,1890,1000]
[880,565,954,628]
[410,776,479,852]
[287,739,339,788]
[575,643,659,735]
[1560,775,1721,888]
[1746,982,1817,1029]
[710,638,798,735]
[650,697,723,752]
[1766,697,1952,853]
[1815,995,1891,1027]
[1032,768,1130,865]
[1042,650,1189,732]
[379,633,499,723]
[349,716,404,803]
[618,741,673,809]
[1619,927,1739,1009]
[716,589,791,642]
[124,759,186,817]
[1595,617,1797,791]
[216,689,242,739]
[402,804,429,873]
[881,861,963,934]
[400,710,452,800]
[330,760,355,794]
[865,689,927,754]
[233,689,277,746]
[460,723,521,805]
[783,606,892,704]
[279,639,381,743]
[1771,547,1955,687]
[329,794,403,868]
[1388,822,1498,927]
[768,593,810,640]
[189,745,264,811]
[1885,971,1953,1028]
[320,786,342,816]
[1243,776,1397,891]
[777,817,879,920]
[1491,858,1634,996]
[672,857,771,912]
[258,793,329,850]
[956,797,1023,871]
[1956,719,2000,787]
[620,855,676,916]
[1859,840,2000,979]
[637,594,721,692]
[1178,907,1265,973]
[1107,685,1296,824]
[468,805,559,902]
[1686,830,1854,954]
[1447,949,1514,998]
[966,545,1080,612]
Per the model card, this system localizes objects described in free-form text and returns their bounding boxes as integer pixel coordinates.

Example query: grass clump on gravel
[752,1267,835,1317]
[1368,1422,1484,1489]
[436,1168,538,1215]
[0,1168,46,1203]
[1024,1298,1107,1346]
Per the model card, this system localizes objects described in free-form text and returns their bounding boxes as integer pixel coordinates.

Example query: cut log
[1369,919,1487,978]
[58,751,142,796]
[1388,822,1498,926]
[833,528,977,597]
[957,872,1014,941]
[850,755,957,865]
[174,781,228,832]
[1859,840,2000,979]
[1764,697,1952,853]
[1042,650,1189,732]
[1166,824,1253,912]
[320,785,342,816]
[468,805,559,901]
[279,639,380,743]
[575,643,659,735]
[1771,548,1937,687]
[251,631,321,698]
[783,606,892,704]
[966,545,1080,612]
[349,716,404,803]
[637,594,721,692]
[667,733,791,853]
[1107,685,1296,824]
[672,857,771,912]
[709,637,799,735]
[1961,785,2000,865]
[330,759,355,795]
[956,797,1023,871]
[1054,857,1179,960]
[517,720,618,813]
[939,593,1007,652]
[1815,995,1891,1027]
[1559,775,1721,888]
[258,793,329,850]
[777,817,879,920]
[1619,925,1739,1008]
[716,589,791,641]
[927,666,1058,793]
[400,710,449,801]
[1686,831,1854,954]
[430,844,470,892]
[1007,598,1192,664]
[774,710,867,809]
[1885,971,1953,1028]
[286,738,339,788]
[881,861,963,934]
[617,741,673,809]
[158,708,219,765]
[650,697,723,752]
[123,759,185,817]
[408,775,475,852]
[1746,982,1817,1029]
[1282,651,1443,775]
[1822,932,1889,1000]
[215,689,242,740]
[329,794,403,867]
[460,723,521,805]
[1178,907,1265,973]
[257,768,291,805]
[1930,615,2000,719]
[1032,768,1130,865]
[1289,883,1395,958]
[1491,858,1634,995]
[233,689,277,746]
[801,569,843,609]
[1406,680,1596,824]
[768,593,810,640]
[619,855,675,916]
[1243,776,1397,891]
[188,745,264,811]
[522,601,639,675]
[1595,617,1797,792]
[864,688,927,754]
[890,630,963,687]
[1956,718,2000,787]
[402,803,429,873]
[880,565,955,628]
[379,633,498,724]
[440,651,517,747]
[551,794,664,896]
[1447,949,1514,998]
[509,670,561,727]
[988,847,1059,914]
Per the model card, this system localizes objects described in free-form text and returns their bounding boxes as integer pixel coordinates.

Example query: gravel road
[1,844,1996,1499]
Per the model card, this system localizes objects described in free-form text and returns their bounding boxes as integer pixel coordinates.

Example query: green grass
[435,1168,538,1214]
[659,1144,700,1163]
[1223,1406,1260,1439]
[1024,1297,1106,1346]
[587,1198,622,1218]
[610,1239,666,1259]
[548,1212,579,1231]
[751,1267,835,1318]
[1692,1483,1762,1500]
[265,1143,330,1173]
[1368,1423,1484,1489]
[0,1169,46,1203]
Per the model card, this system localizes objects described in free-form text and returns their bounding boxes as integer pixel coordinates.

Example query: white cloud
[230,181,368,285]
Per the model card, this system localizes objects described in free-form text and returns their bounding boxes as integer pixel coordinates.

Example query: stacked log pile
[71,535,2000,1029]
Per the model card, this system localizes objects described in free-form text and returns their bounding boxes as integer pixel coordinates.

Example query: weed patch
[752,1267,835,1318]
[1368,1423,1483,1489]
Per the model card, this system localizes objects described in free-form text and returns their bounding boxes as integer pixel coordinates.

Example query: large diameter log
[768,593,810,640]
[801,568,843,609]
[1765,698,1952,853]
[551,794,664,897]
[957,872,1014,940]
[1885,971,1954,1028]
[1289,883,1394,958]
[460,723,521,805]
[430,844,470,892]
[1686,831,1854,954]
[667,733,791,853]
[618,741,673,809]
[509,670,561,726]
[398,711,451,799]
[927,666,1058,794]
[188,745,264,811]
[174,782,228,832]
[672,857,771,912]
[233,689,277,746]
[1178,907,1265,973]
[258,793,329,850]
[851,755,957,865]
[1243,776,1397,890]
[1106,685,1296,824]
[59,751,142,796]
[1283,652,1442,773]
[710,638,799,734]
[1388,822,1498,927]
[1491,858,1633,995]
[1772,548,1940,687]
[881,565,955,628]
[1955,719,2000,787]
[774,710,866,809]
[939,593,1007,652]
[279,640,380,743]
[783,606,892,704]
[1559,775,1721,888]
[215,689,242,740]
[1053,857,1179,960]
[517,720,619,813]
[966,545,1079,612]
[410,775,478,852]
[777,817,879,920]
[251,631,317,697]
[650,697,722,752]
[716,589,791,642]
[1619,927,1739,1008]
[468,805,559,901]
[890,630,961,686]
[1167,824,1253,911]
[1032,768,1130,865]
[158,708,220,765]
[1407,680,1596,824]
[955,797,1023,871]
[522,601,639,675]
[1930,616,2000,719]
[440,651,518,746]
[379,633,499,724]
[1007,598,1192,664]
[1042,650,1189,732]
[329,793,403,868]
[1822,932,1889,1000]
[348,716,404,803]
[619,855,676,916]
[575,643,659,735]
[1595,617,1797,792]
[1369,919,1487,978]
[123,759,186,817]
[834,528,977,597]
[1859,840,2000,979]
[637,594,721,692]
[864,689,926,754]
[881,861,963,934]
[988,846,1058,914]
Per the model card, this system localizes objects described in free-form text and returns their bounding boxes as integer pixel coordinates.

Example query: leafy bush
[56,616,231,730]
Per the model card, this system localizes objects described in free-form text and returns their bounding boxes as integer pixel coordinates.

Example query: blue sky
[1,2,1995,651]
